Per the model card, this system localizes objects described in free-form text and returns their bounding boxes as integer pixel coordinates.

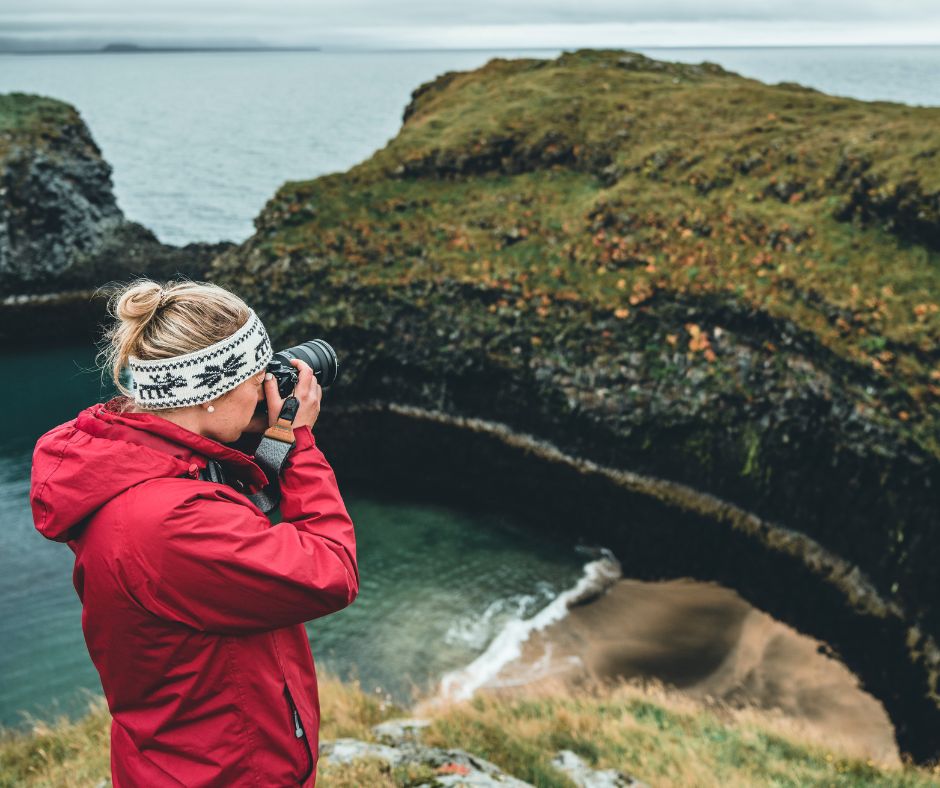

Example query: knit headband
[129,308,273,409]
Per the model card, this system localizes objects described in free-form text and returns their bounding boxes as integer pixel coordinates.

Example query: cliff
[0,92,228,340]
[208,50,940,762]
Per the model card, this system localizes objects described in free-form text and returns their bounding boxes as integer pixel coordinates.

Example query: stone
[319,737,535,786]
[551,749,649,787]
[372,716,432,744]
[0,93,229,296]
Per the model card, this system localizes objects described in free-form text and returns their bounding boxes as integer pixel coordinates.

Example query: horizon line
[3,42,940,56]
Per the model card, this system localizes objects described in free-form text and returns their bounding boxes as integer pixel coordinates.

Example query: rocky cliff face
[0,93,125,290]
[210,50,940,762]
[0,92,231,341]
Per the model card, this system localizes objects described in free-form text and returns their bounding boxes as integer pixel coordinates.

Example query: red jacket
[29,397,359,787]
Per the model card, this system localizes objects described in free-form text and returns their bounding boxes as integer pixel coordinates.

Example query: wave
[437,547,622,701]
[443,583,557,650]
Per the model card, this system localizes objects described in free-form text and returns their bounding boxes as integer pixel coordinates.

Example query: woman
[29,278,358,787]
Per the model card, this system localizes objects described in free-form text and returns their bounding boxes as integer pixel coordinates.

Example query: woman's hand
[263,358,321,431]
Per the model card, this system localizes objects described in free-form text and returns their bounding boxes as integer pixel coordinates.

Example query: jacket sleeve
[121,425,359,635]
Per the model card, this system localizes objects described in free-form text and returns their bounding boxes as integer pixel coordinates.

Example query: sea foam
[438,548,622,701]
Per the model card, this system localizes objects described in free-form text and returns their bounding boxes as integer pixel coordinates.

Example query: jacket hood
[31,397,269,542]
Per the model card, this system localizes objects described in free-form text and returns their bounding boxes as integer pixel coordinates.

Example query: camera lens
[274,339,339,388]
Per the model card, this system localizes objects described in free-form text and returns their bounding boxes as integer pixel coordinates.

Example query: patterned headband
[129,308,273,409]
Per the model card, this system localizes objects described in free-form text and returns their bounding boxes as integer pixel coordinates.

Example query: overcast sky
[2,0,939,49]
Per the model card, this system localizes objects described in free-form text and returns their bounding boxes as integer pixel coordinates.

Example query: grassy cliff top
[0,93,97,161]
[217,49,940,455]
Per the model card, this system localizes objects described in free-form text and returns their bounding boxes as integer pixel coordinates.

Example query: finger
[263,373,280,401]
[290,358,312,376]
[291,359,314,400]
[263,373,283,425]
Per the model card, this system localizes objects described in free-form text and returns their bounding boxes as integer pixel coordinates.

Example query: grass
[416,679,940,788]
[2,673,939,787]
[0,691,111,788]
[212,49,940,456]
[0,93,85,160]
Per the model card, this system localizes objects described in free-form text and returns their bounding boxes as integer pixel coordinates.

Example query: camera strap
[199,397,300,514]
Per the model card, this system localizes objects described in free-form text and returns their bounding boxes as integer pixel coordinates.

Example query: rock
[552,749,649,787]
[327,681,636,786]
[0,95,113,290]
[320,737,406,765]
[0,93,228,297]
[0,94,124,290]
[319,737,535,786]
[372,716,432,744]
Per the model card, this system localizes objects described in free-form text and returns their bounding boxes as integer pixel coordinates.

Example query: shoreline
[447,574,901,767]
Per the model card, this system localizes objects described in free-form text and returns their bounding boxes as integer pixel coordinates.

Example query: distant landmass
[99,42,321,54]
[0,40,321,55]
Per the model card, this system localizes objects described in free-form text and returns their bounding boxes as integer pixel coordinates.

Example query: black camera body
[260,339,339,413]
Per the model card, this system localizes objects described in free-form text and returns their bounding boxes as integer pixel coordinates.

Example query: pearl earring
[207,405,215,413]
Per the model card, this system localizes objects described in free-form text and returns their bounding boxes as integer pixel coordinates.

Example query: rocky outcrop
[322,738,533,786]
[319,718,648,787]
[0,93,229,308]
[0,93,123,290]
[553,750,648,788]
[830,150,940,251]
[210,50,940,763]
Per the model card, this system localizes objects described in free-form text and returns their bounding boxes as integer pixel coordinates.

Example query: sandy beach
[484,577,900,766]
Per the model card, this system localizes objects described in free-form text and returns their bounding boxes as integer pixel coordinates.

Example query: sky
[1,0,939,50]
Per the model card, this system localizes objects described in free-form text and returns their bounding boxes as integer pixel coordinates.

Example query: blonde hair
[96,277,251,411]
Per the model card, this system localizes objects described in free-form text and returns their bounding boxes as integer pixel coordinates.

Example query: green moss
[0,93,83,160]
[212,48,940,459]
[741,426,762,479]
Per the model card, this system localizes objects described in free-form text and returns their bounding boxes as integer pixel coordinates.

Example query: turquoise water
[0,46,936,246]
[0,346,585,729]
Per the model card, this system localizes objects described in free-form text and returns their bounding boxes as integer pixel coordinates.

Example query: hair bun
[96,276,251,406]
[116,281,164,323]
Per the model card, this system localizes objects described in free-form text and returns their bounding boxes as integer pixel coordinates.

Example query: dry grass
[0,690,111,788]
[316,673,405,741]
[410,675,940,788]
[3,672,939,787]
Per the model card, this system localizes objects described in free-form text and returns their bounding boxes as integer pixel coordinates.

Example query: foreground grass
[2,674,938,787]
[413,680,940,788]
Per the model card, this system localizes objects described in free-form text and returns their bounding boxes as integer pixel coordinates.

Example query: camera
[258,339,339,414]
